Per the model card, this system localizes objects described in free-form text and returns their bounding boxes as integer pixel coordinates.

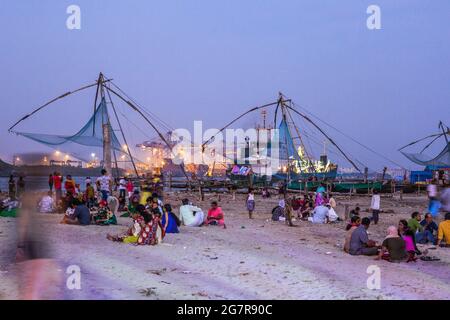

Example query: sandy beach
[1,192,449,300]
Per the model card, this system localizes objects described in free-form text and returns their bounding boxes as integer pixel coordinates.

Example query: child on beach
[246,188,255,219]
[370,190,381,225]
[107,206,145,244]
[93,200,117,225]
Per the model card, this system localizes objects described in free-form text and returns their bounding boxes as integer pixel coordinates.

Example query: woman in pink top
[398,219,418,262]
[206,201,226,228]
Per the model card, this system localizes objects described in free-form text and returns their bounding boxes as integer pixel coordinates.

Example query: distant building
[12,152,82,167]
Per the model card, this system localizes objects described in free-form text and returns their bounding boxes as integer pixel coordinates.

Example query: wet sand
[1,192,449,300]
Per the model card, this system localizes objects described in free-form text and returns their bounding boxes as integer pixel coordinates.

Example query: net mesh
[14,98,124,162]
[401,142,450,167]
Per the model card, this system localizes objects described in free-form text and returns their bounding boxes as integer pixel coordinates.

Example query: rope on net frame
[291,101,405,169]
[101,83,192,183]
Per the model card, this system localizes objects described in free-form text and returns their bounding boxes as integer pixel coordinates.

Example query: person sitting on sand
[344,215,361,253]
[206,201,226,228]
[310,204,329,224]
[376,226,407,262]
[314,190,325,207]
[179,198,205,227]
[162,204,180,234]
[121,194,140,217]
[107,195,119,218]
[437,212,450,247]
[407,212,423,234]
[416,213,438,244]
[146,196,163,215]
[137,208,165,245]
[271,200,286,222]
[327,203,340,223]
[38,191,54,213]
[298,195,312,220]
[350,207,361,218]
[349,217,378,256]
[328,193,337,210]
[107,205,146,244]
[93,200,117,225]
[291,196,301,216]
[398,219,418,262]
[61,199,91,225]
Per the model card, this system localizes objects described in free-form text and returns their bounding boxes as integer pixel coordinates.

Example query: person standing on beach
[96,169,112,201]
[53,172,63,202]
[17,176,25,198]
[64,175,76,195]
[370,189,381,225]
[48,174,53,192]
[126,179,134,199]
[118,177,126,199]
[427,180,440,217]
[8,175,16,200]
[246,188,255,219]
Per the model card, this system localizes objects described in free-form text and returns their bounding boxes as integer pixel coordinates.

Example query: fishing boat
[202,93,361,189]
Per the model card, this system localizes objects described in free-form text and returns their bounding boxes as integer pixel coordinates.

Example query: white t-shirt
[248,194,254,201]
[119,178,126,190]
[371,194,380,210]
[179,204,203,226]
[96,175,111,191]
[427,184,437,198]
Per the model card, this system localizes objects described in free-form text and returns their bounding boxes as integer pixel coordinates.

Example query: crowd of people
[4,170,450,257]
[250,181,450,263]
[342,184,450,263]
[31,169,227,246]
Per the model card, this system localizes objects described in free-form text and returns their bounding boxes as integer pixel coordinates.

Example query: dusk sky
[1,0,449,171]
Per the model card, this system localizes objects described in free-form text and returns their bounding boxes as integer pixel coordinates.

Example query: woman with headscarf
[376,226,407,262]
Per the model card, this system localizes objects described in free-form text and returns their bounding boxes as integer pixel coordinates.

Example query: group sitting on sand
[34,168,228,246]
[343,210,450,263]
[267,185,341,225]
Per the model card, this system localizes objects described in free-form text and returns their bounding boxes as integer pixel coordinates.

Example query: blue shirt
[74,205,91,225]
[420,220,438,234]
[349,225,369,255]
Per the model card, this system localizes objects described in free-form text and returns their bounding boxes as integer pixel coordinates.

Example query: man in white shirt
[96,169,112,201]
[179,198,205,227]
[118,177,126,199]
[311,205,329,224]
[370,189,381,225]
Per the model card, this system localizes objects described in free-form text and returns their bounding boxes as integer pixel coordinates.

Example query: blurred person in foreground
[15,194,62,299]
